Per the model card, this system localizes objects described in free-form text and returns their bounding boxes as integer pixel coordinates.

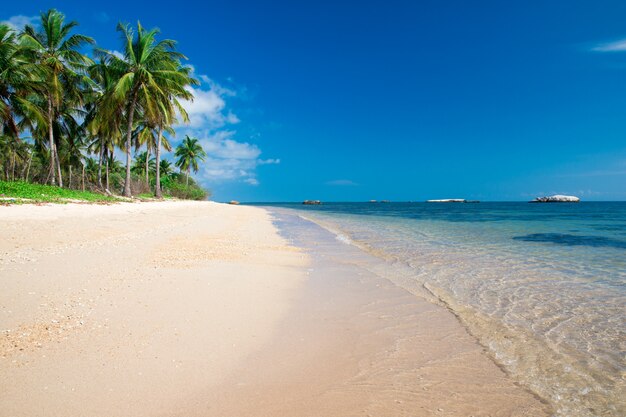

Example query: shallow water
[254,202,626,417]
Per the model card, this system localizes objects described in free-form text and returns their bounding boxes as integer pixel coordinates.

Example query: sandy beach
[0,201,549,416]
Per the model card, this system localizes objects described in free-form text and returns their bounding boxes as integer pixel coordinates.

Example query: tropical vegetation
[0,9,210,202]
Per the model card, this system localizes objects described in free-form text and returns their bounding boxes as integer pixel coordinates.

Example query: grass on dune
[0,181,121,203]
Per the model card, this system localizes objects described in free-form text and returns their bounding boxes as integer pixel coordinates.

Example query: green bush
[162,177,210,200]
[0,181,119,203]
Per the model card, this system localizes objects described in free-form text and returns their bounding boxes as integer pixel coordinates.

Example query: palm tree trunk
[21,151,32,181]
[44,157,51,184]
[105,151,110,192]
[11,152,15,181]
[69,165,72,188]
[24,152,32,182]
[186,168,190,186]
[82,164,85,191]
[55,143,63,187]
[123,91,138,197]
[97,144,104,189]
[145,148,150,191]
[47,98,57,186]
[155,127,163,198]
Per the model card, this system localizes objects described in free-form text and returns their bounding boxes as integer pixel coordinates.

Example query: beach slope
[0,202,549,416]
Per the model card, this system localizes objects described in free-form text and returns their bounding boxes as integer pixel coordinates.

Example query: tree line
[0,9,209,198]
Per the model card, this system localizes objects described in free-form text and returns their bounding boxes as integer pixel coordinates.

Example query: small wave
[334,233,353,245]
[297,214,354,245]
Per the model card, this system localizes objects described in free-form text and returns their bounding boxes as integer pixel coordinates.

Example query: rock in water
[229,200,240,205]
[530,195,580,203]
[303,200,322,205]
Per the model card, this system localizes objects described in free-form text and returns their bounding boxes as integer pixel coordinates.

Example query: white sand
[0,201,307,416]
[0,201,549,416]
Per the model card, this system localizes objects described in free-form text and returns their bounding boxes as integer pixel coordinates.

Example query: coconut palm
[86,58,124,189]
[0,134,25,180]
[20,9,94,186]
[100,22,192,197]
[133,121,175,191]
[53,96,87,182]
[0,24,44,142]
[134,122,155,190]
[131,151,156,179]
[104,150,125,192]
[0,24,46,184]
[158,158,174,179]
[83,156,100,186]
[149,64,195,198]
[0,25,22,140]
[174,135,206,186]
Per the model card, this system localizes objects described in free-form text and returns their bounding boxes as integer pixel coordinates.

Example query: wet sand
[0,201,549,416]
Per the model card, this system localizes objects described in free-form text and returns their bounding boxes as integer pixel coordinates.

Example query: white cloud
[258,158,280,165]
[173,130,276,186]
[2,15,38,31]
[179,87,229,128]
[199,131,261,160]
[326,179,358,186]
[173,73,278,186]
[591,39,626,52]
[177,78,239,129]
[206,78,236,97]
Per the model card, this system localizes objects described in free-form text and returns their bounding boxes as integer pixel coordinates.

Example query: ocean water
[255,202,626,417]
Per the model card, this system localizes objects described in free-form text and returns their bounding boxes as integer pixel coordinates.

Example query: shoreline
[283,205,625,417]
[200,209,549,416]
[1,201,548,416]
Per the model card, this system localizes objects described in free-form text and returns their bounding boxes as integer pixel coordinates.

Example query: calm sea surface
[253,202,625,417]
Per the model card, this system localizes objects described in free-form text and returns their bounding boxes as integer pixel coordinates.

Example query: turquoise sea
[255,202,626,417]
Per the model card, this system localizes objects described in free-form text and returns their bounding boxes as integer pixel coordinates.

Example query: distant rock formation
[228,200,240,205]
[426,199,478,203]
[530,195,580,203]
[303,200,321,205]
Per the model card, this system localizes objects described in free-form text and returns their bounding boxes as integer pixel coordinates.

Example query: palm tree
[52,96,87,185]
[153,158,176,194]
[0,24,43,142]
[104,150,125,192]
[131,151,156,179]
[174,135,206,186]
[134,119,175,190]
[0,24,46,184]
[158,158,175,179]
[150,64,195,198]
[101,22,191,197]
[0,24,22,141]
[20,9,94,186]
[86,58,124,190]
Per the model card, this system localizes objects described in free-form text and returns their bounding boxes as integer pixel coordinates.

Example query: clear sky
[3,1,626,201]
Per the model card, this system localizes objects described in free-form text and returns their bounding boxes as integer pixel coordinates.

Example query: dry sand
[0,201,549,416]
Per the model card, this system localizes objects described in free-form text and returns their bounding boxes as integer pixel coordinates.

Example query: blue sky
[3,1,626,201]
